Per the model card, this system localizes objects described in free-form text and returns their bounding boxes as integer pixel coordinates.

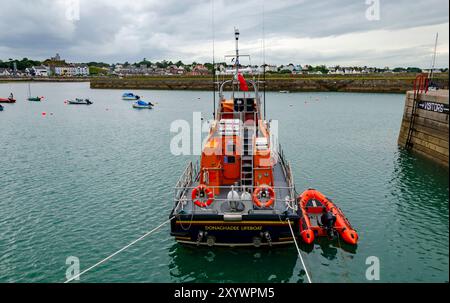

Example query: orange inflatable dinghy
[298,189,359,245]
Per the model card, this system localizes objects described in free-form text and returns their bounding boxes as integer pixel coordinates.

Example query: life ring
[192,185,215,208]
[252,185,275,208]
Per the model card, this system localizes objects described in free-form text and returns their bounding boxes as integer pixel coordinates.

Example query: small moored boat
[27,83,44,102]
[132,100,153,109]
[122,93,140,100]
[67,98,93,105]
[298,189,359,245]
[0,104,4,111]
[0,94,16,103]
[28,97,44,102]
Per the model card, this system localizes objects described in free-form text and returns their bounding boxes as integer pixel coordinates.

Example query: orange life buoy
[192,185,215,208]
[252,186,275,208]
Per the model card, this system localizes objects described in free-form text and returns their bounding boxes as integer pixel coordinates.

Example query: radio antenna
[262,0,267,120]
[212,0,216,119]
[429,32,439,84]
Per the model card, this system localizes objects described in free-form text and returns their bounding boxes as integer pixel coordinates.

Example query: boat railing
[277,143,297,199]
[218,79,260,101]
[174,161,200,201]
[173,184,297,212]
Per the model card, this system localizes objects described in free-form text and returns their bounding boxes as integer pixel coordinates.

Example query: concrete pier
[89,75,449,93]
[398,90,449,166]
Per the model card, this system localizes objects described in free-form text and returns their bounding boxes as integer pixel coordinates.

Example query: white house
[292,65,303,74]
[424,68,442,74]
[32,66,50,77]
[74,64,89,76]
[54,64,89,76]
[279,64,295,72]
[0,68,11,77]
[265,65,278,73]
[328,67,345,75]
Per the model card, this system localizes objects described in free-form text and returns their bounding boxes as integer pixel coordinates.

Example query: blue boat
[132,100,154,109]
[0,104,4,111]
[122,93,140,100]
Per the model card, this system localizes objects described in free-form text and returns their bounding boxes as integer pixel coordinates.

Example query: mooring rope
[287,219,313,284]
[64,217,175,283]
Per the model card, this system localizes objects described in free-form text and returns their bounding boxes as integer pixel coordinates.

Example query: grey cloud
[0,0,448,66]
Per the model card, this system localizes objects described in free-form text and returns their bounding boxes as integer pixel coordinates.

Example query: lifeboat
[0,98,16,103]
[169,29,302,247]
[298,189,359,245]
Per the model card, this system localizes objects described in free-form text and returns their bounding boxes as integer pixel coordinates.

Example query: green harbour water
[0,82,448,283]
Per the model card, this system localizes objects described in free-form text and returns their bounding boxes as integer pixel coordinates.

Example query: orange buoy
[192,185,215,208]
[252,185,275,208]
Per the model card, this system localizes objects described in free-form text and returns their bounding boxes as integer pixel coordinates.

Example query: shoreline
[0,77,90,83]
[90,75,449,94]
[1,74,448,94]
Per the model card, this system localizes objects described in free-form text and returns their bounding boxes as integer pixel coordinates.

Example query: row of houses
[1,53,447,78]
[216,64,382,75]
[0,54,89,77]
[112,64,210,76]
[0,64,89,77]
[31,64,89,77]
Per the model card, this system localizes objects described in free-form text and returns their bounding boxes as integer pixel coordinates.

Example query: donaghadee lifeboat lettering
[205,226,263,231]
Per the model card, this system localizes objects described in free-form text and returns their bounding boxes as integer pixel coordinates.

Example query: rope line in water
[287,219,313,284]
[64,217,175,283]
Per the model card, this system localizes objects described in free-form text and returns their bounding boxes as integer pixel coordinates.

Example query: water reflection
[391,149,449,223]
[168,237,358,283]
[315,238,358,260]
[384,149,449,282]
[168,243,302,283]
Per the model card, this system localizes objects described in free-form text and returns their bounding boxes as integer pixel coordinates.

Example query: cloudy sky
[0,0,448,67]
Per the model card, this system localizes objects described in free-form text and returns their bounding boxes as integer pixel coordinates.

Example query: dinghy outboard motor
[321,209,337,239]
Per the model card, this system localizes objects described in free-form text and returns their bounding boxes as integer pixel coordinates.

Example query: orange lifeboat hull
[298,189,359,245]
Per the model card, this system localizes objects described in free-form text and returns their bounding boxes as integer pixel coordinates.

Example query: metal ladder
[240,101,256,189]
[241,125,255,188]
[405,74,429,149]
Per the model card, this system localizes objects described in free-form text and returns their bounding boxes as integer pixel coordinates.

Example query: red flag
[238,73,249,91]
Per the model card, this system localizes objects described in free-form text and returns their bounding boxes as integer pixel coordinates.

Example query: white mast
[235,28,240,78]
[429,32,439,81]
